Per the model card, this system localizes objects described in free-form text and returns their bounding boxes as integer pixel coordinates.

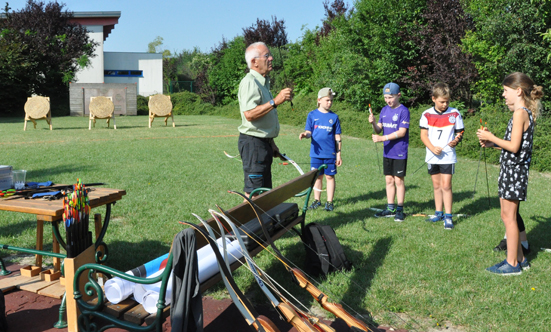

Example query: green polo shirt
[238,70,280,138]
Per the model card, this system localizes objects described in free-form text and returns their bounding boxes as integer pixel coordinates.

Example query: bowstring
[216,203,378,329]
[203,212,329,328]
[220,196,424,332]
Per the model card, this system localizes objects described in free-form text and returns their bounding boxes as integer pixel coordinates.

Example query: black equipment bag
[0,289,7,332]
[301,223,352,276]
[229,203,299,251]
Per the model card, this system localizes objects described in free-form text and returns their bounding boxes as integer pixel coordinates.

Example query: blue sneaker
[374,209,396,218]
[394,210,405,222]
[443,217,454,230]
[324,202,334,212]
[309,200,321,210]
[486,259,522,275]
[520,257,530,270]
[426,213,443,223]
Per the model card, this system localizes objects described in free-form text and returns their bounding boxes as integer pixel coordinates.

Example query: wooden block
[65,245,96,332]
[103,298,137,318]
[123,304,151,325]
[20,265,41,277]
[38,281,66,299]
[59,276,65,286]
[40,269,61,282]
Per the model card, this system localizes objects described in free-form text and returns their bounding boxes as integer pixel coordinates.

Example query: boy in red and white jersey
[419,83,464,230]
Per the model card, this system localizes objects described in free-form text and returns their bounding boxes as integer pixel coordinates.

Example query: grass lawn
[1,115,550,331]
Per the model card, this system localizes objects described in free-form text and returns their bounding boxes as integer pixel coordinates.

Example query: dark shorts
[428,163,455,175]
[383,157,407,177]
[310,157,337,176]
[498,164,528,201]
[238,133,273,193]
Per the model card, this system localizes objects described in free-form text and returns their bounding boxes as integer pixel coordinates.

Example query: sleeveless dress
[498,108,534,201]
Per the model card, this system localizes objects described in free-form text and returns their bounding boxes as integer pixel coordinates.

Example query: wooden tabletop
[0,187,126,222]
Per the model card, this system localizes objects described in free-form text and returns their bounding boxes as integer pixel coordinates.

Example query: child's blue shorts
[310,157,337,176]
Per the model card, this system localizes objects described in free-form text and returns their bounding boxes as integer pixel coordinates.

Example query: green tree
[147,36,171,57]
[207,36,247,105]
[462,0,551,110]
[0,0,97,115]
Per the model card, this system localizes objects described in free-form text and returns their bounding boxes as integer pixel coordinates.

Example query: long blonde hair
[502,72,544,119]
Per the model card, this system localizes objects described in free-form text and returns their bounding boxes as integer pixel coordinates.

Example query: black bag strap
[304,223,330,275]
[316,224,352,271]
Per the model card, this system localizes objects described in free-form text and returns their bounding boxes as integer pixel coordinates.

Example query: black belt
[240,133,272,143]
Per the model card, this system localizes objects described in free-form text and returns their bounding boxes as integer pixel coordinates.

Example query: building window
[104,70,143,77]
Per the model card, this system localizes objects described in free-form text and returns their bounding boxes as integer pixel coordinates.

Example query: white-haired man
[238,42,292,195]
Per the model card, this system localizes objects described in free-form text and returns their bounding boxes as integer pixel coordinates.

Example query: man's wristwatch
[269,99,276,107]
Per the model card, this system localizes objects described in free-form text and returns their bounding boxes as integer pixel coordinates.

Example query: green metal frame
[0,202,115,329]
[73,253,174,332]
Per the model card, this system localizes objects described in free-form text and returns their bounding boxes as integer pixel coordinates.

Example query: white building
[69,11,163,116]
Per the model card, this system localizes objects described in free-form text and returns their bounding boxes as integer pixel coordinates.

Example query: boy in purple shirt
[299,88,342,211]
[368,82,410,221]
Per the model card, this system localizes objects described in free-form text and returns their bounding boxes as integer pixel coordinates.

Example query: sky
[5,0,332,54]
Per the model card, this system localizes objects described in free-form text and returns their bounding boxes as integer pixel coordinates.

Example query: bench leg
[0,257,12,276]
[36,219,44,268]
[52,227,61,271]
[53,292,68,329]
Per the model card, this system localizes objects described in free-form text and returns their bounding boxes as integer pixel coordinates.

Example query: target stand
[24,96,52,131]
[148,94,175,128]
[89,96,116,130]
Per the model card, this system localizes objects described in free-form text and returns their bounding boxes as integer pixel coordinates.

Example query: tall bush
[462,0,551,111]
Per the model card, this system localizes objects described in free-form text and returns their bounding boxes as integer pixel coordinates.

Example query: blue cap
[383,82,400,95]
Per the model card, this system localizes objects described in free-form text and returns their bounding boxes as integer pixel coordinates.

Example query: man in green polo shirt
[238,41,293,195]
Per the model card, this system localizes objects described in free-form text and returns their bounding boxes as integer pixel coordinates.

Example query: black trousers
[238,133,273,193]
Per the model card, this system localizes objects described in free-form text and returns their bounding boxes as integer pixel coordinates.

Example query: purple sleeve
[399,108,410,129]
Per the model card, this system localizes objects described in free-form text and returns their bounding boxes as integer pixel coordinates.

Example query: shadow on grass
[527,214,551,259]
[339,189,387,206]
[0,219,37,239]
[455,192,500,222]
[28,164,92,179]
[0,220,43,257]
[340,236,393,329]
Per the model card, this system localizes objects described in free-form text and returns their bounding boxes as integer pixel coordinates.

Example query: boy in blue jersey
[299,88,342,211]
[369,82,410,221]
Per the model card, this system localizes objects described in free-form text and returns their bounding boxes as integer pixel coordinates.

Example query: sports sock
[435,210,443,216]
[387,204,396,211]
[396,205,403,212]
[445,213,452,219]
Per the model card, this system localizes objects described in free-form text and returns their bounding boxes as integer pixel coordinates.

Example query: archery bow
[224,151,242,163]
[225,191,374,332]
[280,153,325,193]
[208,209,334,332]
[181,219,275,332]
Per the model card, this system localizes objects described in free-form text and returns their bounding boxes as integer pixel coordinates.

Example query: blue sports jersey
[305,109,342,158]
